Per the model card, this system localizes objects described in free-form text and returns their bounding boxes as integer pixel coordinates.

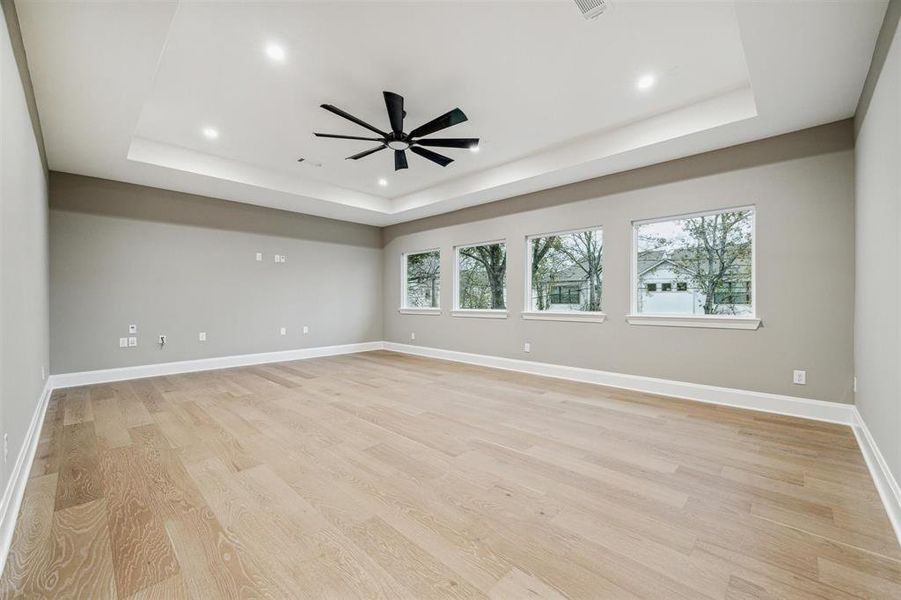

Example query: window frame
[521,225,607,323]
[628,206,760,330]
[399,248,442,315]
[452,239,509,318]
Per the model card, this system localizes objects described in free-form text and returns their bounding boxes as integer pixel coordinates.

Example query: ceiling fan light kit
[314,91,479,171]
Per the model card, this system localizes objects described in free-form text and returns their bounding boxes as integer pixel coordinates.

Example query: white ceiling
[17,0,887,226]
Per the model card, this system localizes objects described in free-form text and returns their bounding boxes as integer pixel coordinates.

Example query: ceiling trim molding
[381,118,853,245]
[0,0,48,176]
[855,0,899,136]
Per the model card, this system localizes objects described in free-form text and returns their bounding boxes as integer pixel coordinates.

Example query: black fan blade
[410,146,453,167]
[394,150,408,171]
[408,108,467,139]
[415,138,479,149]
[347,145,386,160]
[314,133,383,142]
[383,91,405,135]
[321,104,387,137]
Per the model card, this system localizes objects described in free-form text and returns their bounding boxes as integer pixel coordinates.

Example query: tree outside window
[404,250,440,308]
[457,242,506,310]
[529,228,603,312]
[635,208,753,316]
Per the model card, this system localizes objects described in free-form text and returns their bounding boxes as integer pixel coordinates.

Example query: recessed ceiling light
[636,74,656,91]
[265,42,286,63]
[202,127,219,140]
[378,178,388,187]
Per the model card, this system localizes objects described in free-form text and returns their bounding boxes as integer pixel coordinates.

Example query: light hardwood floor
[1,350,899,599]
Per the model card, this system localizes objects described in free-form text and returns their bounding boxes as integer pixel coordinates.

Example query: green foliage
[459,244,506,309]
[530,229,603,312]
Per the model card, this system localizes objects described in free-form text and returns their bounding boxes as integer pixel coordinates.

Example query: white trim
[50,341,384,388]
[852,408,901,546]
[451,310,508,319]
[626,314,761,330]
[0,379,53,571]
[398,308,442,316]
[631,206,757,320]
[382,342,856,425]
[400,248,441,311]
[521,311,607,323]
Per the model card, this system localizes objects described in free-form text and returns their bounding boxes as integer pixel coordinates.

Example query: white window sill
[398,308,442,316]
[625,314,761,330]
[451,309,508,319]
[521,311,607,323]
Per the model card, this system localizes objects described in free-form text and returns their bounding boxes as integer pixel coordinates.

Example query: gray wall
[0,0,49,495]
[855,0,901,487]
[49,173,383,373]
[383,122,856,404]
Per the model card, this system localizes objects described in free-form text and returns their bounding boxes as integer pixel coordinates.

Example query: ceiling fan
[314,91,479,171]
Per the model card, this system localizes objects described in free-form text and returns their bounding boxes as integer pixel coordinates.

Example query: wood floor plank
[99,445,179,598]
[2,351,898,599]
[47,499,118,599]
[0,474,58,597]
[55,421,103,511]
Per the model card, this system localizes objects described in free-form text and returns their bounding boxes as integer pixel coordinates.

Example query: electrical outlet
[411,332,416,341]
[128,324,137,334]
[119,337,128,348]
[128,336,137,347]
[158,335,167,346]
[280,327,287,335]
[523,342,531,353]
[256,252,262,262]
[302,326,309,334]
[793,370,806,385]
[199,332,207,342]
[274,254,281,263]
[280,255,287,263]
[3,434,7,464]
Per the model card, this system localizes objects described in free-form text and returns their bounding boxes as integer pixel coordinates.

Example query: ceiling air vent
[573,0,609,20]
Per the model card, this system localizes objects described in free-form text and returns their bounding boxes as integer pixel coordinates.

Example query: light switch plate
[302,326,309,334]
[523,342,531,353]
[256,252,262,262]
[199,332,207,342]
[119,337,128,348]
[280,327,287,335]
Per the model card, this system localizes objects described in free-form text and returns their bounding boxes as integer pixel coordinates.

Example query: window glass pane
[529,228,603,312]
[404,250,440,308]
[458,243,506,309]
[635,209,753,315]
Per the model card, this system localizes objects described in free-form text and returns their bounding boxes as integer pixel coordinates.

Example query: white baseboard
[0,379,53,572]
[383,342,856,425]
[50,341,385,388]
[852,409,901,545]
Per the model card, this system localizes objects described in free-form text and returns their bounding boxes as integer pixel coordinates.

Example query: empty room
[1,0,900,598]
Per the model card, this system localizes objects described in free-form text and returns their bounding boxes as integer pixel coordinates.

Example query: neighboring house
[636,249,752,315]
[533,263,601,311]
